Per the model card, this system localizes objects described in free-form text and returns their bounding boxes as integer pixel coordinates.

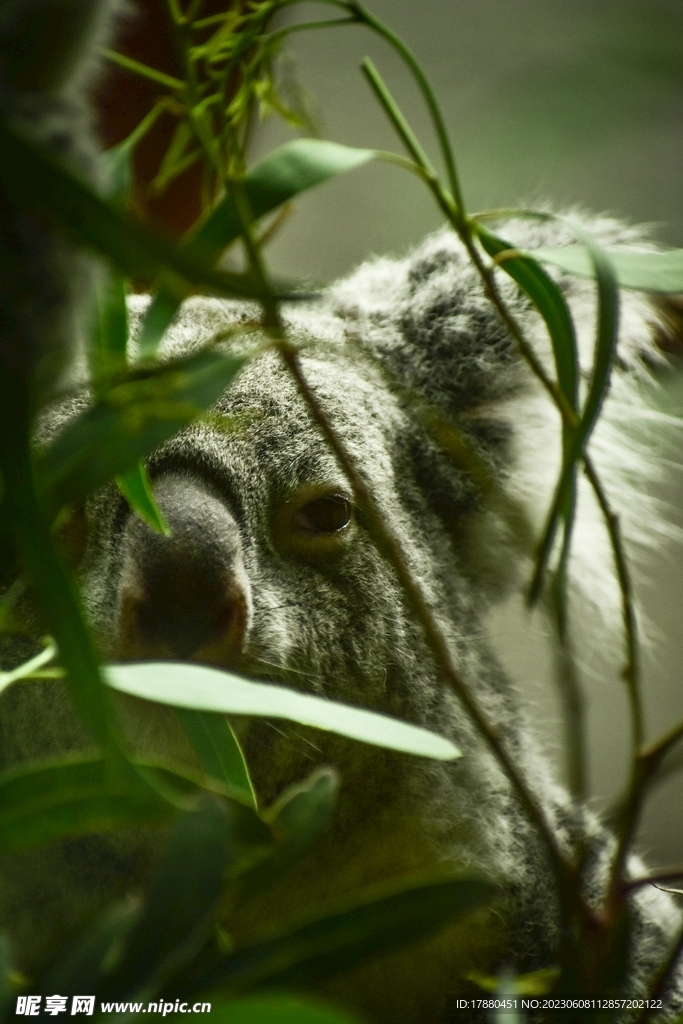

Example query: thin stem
[634,923,683,1024]
[549,587,587,801]
[641,715,683,769]
[349,1,464,214]
[623,866,683,892]
[583,459,642,754]
[276,0,464,212]
[277,340,568,882]
[361,58,441,185]
[264,17,357,46]
[0,640,57,696]
[99,49,186,92]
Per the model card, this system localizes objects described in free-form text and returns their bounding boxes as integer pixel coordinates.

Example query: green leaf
[117,462,171,537]
[208,995,361,1024]
[532,245,683,294]
[0,934,14,1022]
[35,349,247,515]
[101,798,241,999]
[174,709,256,809]
[1,425,121,761]
[529,234,619,603]
[476,224,578,414]
[139,139,376,356]
[468,965,560,996]
[235,769,339,903]
[186,875,494,995]
[0,756,173,853]
[151,121,196,195]
[92,272,129,380]
[0,117,286,303]
[475,222,581,612]
[41,903,140,997]
[105,662,461,761]
[189,140,376,262]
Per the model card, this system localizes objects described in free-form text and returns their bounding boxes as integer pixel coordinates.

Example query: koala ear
[326,228,526,423]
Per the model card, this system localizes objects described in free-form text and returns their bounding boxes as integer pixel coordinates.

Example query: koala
[1,1,683,1021]
[3,218,683,1022]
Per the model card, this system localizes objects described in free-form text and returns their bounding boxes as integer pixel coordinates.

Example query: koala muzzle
[115,474,251,665]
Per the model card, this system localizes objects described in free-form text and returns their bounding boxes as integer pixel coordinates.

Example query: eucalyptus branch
[360,59,447,201]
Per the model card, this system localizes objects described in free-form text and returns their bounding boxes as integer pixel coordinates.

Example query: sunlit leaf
[533,245,683,294]
[105,662,461,761]
[175,709,256,808]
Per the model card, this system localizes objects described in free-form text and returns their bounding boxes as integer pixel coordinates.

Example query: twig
[0,641,58,696]
[623,866,683,892]
[276,339,568,880]
[634,923,683,1024]
[99,49,186,92]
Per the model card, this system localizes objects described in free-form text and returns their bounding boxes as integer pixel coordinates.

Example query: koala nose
[115,474,251,664]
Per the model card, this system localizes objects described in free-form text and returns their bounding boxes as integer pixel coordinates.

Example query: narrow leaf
[0,756,172,853]
[36,350,247,514]
[533,245,683,294]
[235,769,339,903]
[476,224,578,413]
[102,798,236,999]
[187,139,376,263]
[92,273,129,379]
[174,709,256,808]
[0,118,286,303]
[187,876,494,995]
[117,462,171,536]
[140,140,376,355]
[105,662,461,761]
[41,903,140,997]
[529,235,619,603]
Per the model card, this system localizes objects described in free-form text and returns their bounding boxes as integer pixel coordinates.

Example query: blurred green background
[250,0,683,864]
[256,0,683,282]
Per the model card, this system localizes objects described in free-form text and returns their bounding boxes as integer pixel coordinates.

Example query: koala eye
[291,494,352,535]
